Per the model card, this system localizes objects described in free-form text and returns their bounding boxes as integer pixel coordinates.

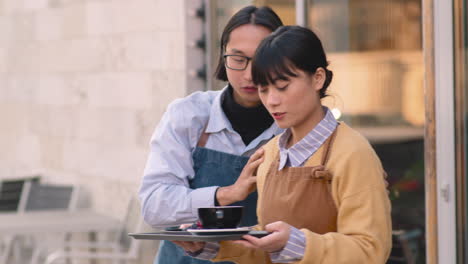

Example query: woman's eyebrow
[273,77,289,82]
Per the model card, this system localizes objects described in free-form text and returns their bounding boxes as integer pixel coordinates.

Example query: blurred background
[0,0,426,263]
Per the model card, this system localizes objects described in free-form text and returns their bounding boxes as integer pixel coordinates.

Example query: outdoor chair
[24,182,79,211]
[0,176,40,212]
[0,176,40,264]
[5,182,80,264]
[32,196,144,264]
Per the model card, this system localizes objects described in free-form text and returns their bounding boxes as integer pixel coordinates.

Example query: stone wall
[0,0,187,262]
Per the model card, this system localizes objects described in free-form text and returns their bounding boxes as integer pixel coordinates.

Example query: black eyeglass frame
[223,54,253,71]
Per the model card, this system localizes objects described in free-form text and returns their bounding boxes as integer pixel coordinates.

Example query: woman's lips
[272,112,286,120]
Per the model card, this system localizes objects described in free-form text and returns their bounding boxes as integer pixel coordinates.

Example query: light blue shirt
[139,87,282,227]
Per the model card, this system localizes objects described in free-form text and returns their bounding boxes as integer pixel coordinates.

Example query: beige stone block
[0,104,30,142]
[11,13,35,42]
[0,17,9,72]
[13,134,42,172]
[135,70,186,147]
[28,105,78,139]
[62,138,147,183]
[101,35,129,71]
[135,109,160,149]
[123,31,185,71]
[5,74,39,103]
[71,108,138,146]
[0,75,6,100]
[61,2,86,39]
[22,0,49,10]
[38,136,65,171]
[84,1,113,36]
[36,74,80,106]
[1,0,23,15]
[82,72,153,109]
[154,0,184,31]
[34,3,86,41]
[0,46,6,73]
[34,8,62,41]
[0,134,21,175]
[156,31,185,71]
[39,38,106,73]
[151,70,185,106]
[0,17,12,47]
[131,71,186,149]
[8,43,41,73]
[85,0,160,36]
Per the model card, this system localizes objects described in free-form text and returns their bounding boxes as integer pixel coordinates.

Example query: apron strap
[320,124,339,167]
[197,132,210,148]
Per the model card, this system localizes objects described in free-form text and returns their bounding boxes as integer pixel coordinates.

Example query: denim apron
[154,132,258,264]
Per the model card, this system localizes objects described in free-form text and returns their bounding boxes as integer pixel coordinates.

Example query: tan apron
[259,128,339,235]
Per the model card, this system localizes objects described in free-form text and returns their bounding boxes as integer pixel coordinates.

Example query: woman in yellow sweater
[179,25,392,264]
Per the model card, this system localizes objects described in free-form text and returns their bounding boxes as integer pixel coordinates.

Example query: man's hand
[172,241,206,253]
[216,148,264,205]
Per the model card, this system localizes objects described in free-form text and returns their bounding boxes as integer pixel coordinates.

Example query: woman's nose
[266,92,280,106]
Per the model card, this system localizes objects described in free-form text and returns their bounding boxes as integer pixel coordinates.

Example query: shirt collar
[277,107,338,170]
[205,85,283,153]
[205,86,234,134]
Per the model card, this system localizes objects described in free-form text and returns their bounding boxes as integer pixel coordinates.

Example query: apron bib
[256,128,339,264]
[155,132,258,264]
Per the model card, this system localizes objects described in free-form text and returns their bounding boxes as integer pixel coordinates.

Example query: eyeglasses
[223,54,252,71]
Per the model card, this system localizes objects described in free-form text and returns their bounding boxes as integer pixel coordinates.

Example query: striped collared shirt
[277,107,338,170]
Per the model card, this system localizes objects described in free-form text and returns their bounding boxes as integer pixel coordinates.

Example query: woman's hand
[233,221,291,252]
[171,223,205,253]
[216,148,264,205]
[172,241,206,253]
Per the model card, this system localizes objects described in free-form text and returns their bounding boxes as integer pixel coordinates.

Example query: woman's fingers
[232,236,261,249]
[264,221,287,232]
[234,222,291,252]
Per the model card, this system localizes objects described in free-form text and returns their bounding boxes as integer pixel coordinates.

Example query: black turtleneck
[221,86,274,145]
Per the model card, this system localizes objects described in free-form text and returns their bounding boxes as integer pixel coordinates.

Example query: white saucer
[187,227,250,236]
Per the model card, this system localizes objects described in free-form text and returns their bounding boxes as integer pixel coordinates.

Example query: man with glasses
[139,5,284,264]
[224,54,253,71]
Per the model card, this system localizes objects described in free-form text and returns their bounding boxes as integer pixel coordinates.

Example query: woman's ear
[313,67,326,91]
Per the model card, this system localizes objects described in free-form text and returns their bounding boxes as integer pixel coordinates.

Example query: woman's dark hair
[252,26,333,98]
[214,6,283,81]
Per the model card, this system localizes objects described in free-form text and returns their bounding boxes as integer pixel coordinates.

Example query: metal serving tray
[128,230,269,242]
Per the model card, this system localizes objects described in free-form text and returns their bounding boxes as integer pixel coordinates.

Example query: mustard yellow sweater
[212,123,392,264]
